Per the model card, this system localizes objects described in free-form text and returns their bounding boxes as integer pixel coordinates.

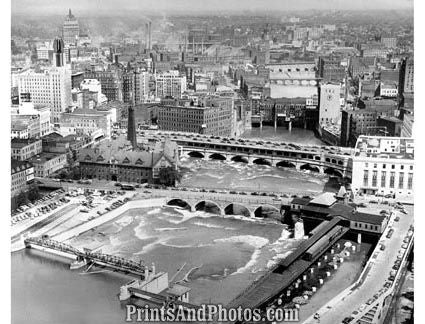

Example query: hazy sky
[12,0,413,15]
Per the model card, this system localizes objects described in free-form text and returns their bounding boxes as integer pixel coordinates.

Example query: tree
[16,191,28,207]
[158,167,182,187]
[27,185,40,202]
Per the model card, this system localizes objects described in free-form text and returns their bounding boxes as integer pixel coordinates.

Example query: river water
[12,127,332,324]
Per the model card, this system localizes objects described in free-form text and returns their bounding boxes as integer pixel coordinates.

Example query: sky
[12,0,414,15]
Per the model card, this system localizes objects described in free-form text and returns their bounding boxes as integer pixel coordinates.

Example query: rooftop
[11,138,41,148]
[309,192,337,207]
[354,135,414,160]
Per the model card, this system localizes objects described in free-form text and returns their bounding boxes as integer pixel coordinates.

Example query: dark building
[71,72,85,89]
[340,105,396,147]
[318,57,346,83]
[78,137,178,184]
[53,38,65,67]
[376,116,403,137]
[84,67,123,102]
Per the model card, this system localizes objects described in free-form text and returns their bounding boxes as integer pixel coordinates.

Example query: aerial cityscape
[10,1,414,323]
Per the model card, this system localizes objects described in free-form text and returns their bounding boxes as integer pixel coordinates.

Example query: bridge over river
[139,130,354,178]
[150,188,285,218]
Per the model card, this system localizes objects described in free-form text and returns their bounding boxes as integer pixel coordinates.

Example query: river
[12,126,333,324]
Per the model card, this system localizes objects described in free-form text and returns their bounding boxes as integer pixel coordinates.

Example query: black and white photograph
[7,0,418,323]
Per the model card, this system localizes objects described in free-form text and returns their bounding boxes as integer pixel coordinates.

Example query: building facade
[157,101,233,137]
[14,66,72,124]
[155,71,187,99]
[29,153,68,177]
[11,159,34,197]
[62,9,80,45]
[11,138,43,161]
[351,136,414,197]
[319,83,341,125]
[60,108,112,140]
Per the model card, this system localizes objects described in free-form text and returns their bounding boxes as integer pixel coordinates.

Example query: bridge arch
[194,200,223,215]
[209,153,227,161]
[188,151,204,158]
[224,203,253,218]
[276,160,296,168]
[231,155,249,163]
[300,163,320,173]
[324,167,344,178]
[252,158,272,166]
[254,205,281,218]
[166,198,192,210]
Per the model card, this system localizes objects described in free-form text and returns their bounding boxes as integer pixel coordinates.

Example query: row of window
[365,163,413,171]
[363,170,413,189]
[353,222,379,231]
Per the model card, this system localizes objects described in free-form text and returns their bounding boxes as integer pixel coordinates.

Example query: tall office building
[62,9,80,45]
[155,71,187,99]
[15,66,72,124]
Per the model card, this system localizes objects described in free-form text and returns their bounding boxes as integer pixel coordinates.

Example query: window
[381,171,386,187]
[389,172,395,188]
[382,164,386,169]
[391,165,395,169]
[372,171,378,187]
[363,170,369,187]
[398,173,404,189]
[407,173,413,190]
[374,163,377,168]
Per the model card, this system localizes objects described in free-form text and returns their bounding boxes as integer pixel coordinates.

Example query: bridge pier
[247,156,254,165]
[318,166,324,174]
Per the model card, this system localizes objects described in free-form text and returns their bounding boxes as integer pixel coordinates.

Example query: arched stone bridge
[140,131,353,178]
[153,189,284,218]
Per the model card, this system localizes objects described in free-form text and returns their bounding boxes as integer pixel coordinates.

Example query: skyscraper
[14,65,72,124]
[53,38,65,67]
[62,9,80,45]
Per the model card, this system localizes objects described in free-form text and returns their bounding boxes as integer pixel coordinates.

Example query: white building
[60,108,112,140]
[80,79,108,105]
[155,71,187,99]
[319,83,341,124]
[380,82,398,97]
[14,66,72,124]
[11,101,52,138]
[351,136,414,198]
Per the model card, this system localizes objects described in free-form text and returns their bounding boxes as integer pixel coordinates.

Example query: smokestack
[148,21,152,50]
[127,71,137,150]
[127,105,137,150]
[145,23,149,51]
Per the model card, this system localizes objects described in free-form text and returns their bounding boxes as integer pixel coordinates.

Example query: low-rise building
[60,108,112,140]
[351,136,414,197]
[11,159,34,197]
[28,152,68,177]
[380,82,398,97]
[289,192,388,234]
[78,137,179,184]
[11,138,43,161]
